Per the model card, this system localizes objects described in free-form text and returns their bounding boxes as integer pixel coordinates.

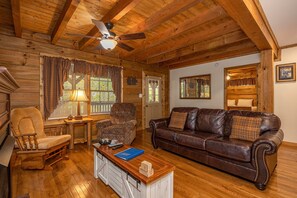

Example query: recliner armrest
[96,119,112,129]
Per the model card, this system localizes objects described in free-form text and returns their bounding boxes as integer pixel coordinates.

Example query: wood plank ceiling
[1,0,279,69]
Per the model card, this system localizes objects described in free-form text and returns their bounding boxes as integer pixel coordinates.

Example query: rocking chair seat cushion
[37,135,71,149]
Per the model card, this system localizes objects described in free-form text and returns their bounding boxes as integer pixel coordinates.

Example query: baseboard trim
[282,141,297,147]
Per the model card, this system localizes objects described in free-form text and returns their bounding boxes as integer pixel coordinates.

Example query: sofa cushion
[171,107,199,130]
[195,109,226,135]
[155,128,177,142]
[230,116,262,141]
[175,131,220,150]
[206,137,252,162]
[224,111,281,136]
[169,111,187,130]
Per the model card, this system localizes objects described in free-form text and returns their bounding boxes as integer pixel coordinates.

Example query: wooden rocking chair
[11,107,71,169]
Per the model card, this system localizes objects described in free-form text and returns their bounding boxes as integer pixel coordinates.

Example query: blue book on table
[114,148,144,160]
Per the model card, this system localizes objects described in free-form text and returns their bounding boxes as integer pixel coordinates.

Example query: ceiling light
[100,39,117,50]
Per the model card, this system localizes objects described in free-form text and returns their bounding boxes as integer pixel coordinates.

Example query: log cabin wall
[0,29,169,132]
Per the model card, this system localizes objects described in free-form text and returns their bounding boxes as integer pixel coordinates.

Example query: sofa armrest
[252,129,284,189]
[149,117,170,129]
[149,117,170,149]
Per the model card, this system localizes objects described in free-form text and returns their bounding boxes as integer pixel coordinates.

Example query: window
[49,67,88,119]
[147,78,160,103]
[90,77,116,114]
[49,67,118,119]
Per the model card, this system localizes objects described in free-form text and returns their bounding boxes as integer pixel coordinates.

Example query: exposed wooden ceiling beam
[11,0,22,37]
[147,30,248,64]
[167,41,258,69]
[51,0,80,44]
[119,0,203,56]
[215,0,279,58]
[162,39,251,66]
[134,19,240,62]
[79,0,141,50]
[123,5,226,59]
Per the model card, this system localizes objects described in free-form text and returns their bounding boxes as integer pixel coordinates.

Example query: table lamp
[71,89,89,120]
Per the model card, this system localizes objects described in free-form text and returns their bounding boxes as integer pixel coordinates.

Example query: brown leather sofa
[150,107,284,190]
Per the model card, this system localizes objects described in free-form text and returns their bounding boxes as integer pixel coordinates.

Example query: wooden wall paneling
[123,67,143,129]
[258,49,274,112]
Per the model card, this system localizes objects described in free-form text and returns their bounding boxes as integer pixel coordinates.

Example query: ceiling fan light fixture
[100,39,117,50]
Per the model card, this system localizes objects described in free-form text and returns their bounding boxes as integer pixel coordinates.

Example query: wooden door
[145,76,163,128]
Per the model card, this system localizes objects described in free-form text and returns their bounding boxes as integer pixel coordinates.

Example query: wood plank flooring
[11,130,297,198]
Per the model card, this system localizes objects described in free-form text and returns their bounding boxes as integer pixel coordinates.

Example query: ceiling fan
[69,19,146,51]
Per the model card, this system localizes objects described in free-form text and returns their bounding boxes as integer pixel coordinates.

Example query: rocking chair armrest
[15,133,37,138]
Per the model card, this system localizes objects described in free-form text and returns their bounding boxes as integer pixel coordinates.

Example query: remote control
[108,142,123,148]
[112,145,123,150]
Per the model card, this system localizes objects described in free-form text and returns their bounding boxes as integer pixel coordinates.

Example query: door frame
[224,63,259,110]
[142,71,166,130]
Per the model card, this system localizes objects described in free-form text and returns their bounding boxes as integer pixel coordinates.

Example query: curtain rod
[40,52,123,68]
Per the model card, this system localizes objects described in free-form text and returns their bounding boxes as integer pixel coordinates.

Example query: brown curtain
[108,66,122,102]
[43,56,71,119]
[73,60,90,74]
[90,64,109,78]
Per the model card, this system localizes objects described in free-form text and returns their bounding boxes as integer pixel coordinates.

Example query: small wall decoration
[127,76,137,85]
[276,63,296,82]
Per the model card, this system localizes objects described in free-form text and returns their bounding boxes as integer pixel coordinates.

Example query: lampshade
[71,89,89,102]
[100,39,117,50]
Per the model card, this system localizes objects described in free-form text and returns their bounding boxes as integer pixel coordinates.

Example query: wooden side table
[64,118,93,149]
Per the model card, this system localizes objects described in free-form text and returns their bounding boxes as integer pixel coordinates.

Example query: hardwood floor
[11,130,297,198]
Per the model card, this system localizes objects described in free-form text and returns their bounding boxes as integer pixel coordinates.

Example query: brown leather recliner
[150,107,284,190]
[96,103,137,145]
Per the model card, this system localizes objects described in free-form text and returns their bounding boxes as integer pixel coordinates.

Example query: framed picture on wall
[276,63,296,82]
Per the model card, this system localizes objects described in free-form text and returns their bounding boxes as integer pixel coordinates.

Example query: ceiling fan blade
[66,33,99,39]
[117,42,134,51]
[119,32,146,40]
[92,19,110,37]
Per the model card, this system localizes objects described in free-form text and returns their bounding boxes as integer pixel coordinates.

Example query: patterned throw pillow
[230,116,262,141]
[168,111,188,130]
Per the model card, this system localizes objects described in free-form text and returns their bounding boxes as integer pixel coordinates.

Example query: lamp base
[74,115,83,120]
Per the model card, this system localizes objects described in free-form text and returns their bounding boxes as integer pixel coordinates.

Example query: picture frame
[180,74,211,99]
[276,63,296,82]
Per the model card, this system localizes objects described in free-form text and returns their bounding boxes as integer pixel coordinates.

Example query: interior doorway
[143,75,163,128]
[224,64,259,111]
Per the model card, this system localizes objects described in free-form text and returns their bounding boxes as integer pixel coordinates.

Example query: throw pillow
[230,116,262,141]
[227,99,236,106]
[168,111,188,130]
[237,99,253,107]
